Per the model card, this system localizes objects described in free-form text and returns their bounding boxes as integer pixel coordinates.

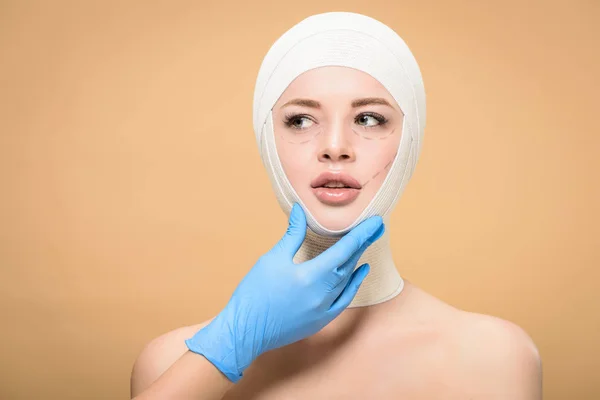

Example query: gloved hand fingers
[274,203,307,258]
[309,215,383,274]
[327,263,371,316]
[327,223,384,290]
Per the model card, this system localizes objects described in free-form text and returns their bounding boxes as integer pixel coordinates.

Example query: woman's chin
[304,201,365,233]
[318,220,354,233]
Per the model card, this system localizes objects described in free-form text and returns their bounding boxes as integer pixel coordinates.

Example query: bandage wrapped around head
[252,12,426,306]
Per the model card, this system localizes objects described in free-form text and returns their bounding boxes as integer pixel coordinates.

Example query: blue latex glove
[185,203,385,383]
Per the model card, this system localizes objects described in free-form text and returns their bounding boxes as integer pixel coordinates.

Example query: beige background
[0,0,598,398]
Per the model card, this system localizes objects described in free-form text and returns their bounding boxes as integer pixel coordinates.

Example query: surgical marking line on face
[361,151,397,188]
[352,127,396,140]
[280,131,323,144]
[279,127,396,144]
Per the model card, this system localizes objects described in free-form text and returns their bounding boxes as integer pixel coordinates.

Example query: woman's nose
[316,123,356,163]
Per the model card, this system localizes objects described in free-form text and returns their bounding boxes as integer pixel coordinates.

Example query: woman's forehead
[273,66,401,112]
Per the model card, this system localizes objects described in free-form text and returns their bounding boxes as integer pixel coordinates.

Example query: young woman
[131,12,542,399]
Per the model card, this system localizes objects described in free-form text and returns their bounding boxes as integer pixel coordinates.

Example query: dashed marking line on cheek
[361,151,398,188]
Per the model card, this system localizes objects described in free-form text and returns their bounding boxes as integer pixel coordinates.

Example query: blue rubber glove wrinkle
[185,203,384,383]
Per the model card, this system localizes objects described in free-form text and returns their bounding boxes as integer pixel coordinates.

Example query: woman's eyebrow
[351,97,393,108]
[281,97,394,109]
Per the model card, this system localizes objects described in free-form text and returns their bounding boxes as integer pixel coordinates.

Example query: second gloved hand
[185,203,385,383]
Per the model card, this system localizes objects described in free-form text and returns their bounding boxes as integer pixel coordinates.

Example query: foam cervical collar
[252,12,426,307]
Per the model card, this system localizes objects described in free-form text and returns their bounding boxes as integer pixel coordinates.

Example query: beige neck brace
[292,216,404,308]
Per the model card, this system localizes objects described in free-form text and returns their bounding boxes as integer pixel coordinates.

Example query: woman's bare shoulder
[406,283,540,366]
[447,310,543,397]
[399,283,542,397]
[130,318,215,398]
[398,282,539,348]
[452,309,541,368]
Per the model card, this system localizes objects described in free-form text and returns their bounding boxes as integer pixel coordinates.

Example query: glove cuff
[184,314,244,383]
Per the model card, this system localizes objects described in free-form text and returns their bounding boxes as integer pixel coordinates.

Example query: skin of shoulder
[449,311,543,399]
[130,319,214,398]
[130,299,542,400]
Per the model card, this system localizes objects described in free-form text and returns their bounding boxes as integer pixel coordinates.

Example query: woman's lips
[311,187,360,206]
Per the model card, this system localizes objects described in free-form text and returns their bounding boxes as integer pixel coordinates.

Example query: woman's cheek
[281,144,314,187]
[362,152,394,189]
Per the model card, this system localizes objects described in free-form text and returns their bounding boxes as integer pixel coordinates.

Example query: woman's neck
[292,217,404,308]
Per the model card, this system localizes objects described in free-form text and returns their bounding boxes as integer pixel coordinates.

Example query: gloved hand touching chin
[185,203,385,383]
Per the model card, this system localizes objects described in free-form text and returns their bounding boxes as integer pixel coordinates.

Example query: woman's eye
[285,114,385,130]
[356,114,380,127]
[287,116,314,129]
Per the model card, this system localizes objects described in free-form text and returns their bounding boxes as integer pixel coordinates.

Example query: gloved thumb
[328,263,370,316]
[276,203,307,258]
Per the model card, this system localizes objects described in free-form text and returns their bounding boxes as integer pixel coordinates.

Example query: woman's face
[272,66,404,231]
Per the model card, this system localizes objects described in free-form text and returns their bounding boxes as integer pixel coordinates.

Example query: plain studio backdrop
[0,1,598,399]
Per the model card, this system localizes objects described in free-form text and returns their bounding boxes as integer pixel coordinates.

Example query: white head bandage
[252,12,426,307]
